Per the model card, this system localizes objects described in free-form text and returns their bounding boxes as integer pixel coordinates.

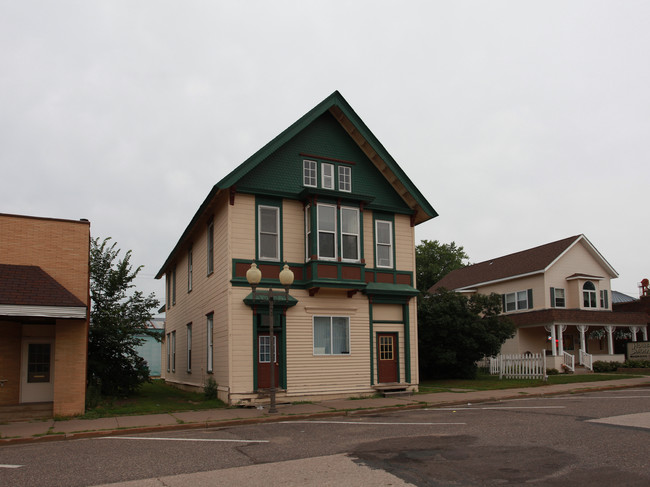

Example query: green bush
[592,361,622,373]
[622,360,650,369]
[546,368,559,375]
[204,377,218,400]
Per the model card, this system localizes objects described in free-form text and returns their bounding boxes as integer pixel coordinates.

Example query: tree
[418,289,515,379]
[88,237,160,396]
[415,240,469,293]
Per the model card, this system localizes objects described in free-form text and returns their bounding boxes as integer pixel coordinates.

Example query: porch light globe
[246,263,262,286]
[279,264,294,287]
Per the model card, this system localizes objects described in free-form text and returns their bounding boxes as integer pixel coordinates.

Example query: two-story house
[431,235,648,371]
[156,91,437,405]
[0,213,90,418]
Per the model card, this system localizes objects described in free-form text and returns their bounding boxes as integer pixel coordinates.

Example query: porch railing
[490,353,547,380]
[579,349,593,371]
[562,351,575,372]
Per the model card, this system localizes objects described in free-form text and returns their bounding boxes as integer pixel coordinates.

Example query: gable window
[340,207,360,261]
[258,205,280,261]
[303,160,317,187]
[206,313,214,373]
[504,289,533,312]
[187,247,193,293]
[186,323,192,373]
[317,204,337,260]
[313,316,350,355]
[207,220,214,275]
[550,287,565,308]
[322,163,334,190]
[583,281,597,308]
[600,289,609,309]
[375,220,393,268]
[338,166,351,192]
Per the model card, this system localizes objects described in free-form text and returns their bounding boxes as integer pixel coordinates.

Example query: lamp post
[246,262,294,413]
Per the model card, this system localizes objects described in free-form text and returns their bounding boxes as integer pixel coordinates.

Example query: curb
[2,381,649,446]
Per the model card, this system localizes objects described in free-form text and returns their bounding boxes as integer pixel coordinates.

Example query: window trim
[317,203,337,261]
[600,289,609,309]
[313,316,350,356]
[171,331,176,373]
[166,333,170,373]
[206,313,214,373]
[303,159,317,187]
[375,220,394,268]
[583,281,597,308]
[340,206,360,262]
[503,289,533,312]
[321,163,334,190]
[258,205,280,261]
[550,287,565,308]
[186,323,192,373]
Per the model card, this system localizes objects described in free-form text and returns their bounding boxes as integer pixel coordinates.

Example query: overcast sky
[2,1,648,308]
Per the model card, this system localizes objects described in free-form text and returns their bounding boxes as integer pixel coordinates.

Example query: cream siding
[282,199,305,263]
[394,214,415,272]
[363,210,375,267]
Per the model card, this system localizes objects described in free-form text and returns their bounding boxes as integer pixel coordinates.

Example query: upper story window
[303,160,317,187]
[317,204,337,260]
[338,166,351,192]
[375,220,393,268]
[504,289,533,312]
[321,163,334,190]
[258,205,280,261]
[600,289,609,309]
[550,287,565,307]
[583,281,597,308]
[207,220,214,275]
[340,207,360,261]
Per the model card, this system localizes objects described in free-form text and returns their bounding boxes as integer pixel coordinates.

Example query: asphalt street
[1,388,649,486]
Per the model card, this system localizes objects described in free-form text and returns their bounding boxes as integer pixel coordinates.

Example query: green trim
[369,301,374,386]
[403,303,411,383]
[243,292,298,308]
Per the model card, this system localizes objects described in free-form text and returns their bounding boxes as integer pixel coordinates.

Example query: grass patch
[79,380,225,419]
[418,372,643,394]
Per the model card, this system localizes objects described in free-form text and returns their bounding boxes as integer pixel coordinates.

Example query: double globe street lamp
[246,262,294,413]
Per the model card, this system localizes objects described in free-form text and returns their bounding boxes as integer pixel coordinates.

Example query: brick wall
[0,322,21,405]
[53,319,87,416]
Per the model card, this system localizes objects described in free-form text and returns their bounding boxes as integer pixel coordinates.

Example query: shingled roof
[0,264,86,308]
[430,235,617,293]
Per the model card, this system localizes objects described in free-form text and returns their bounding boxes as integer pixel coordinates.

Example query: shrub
[592,361,622,373]
[622,360,650,369]
[546,368,559,375]
[204,377,218,400]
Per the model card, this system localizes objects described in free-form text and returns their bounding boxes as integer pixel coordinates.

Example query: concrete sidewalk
[2,376,649,445]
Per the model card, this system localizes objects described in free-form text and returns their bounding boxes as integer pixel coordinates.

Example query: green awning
[363,282,420,297]
[243,292,298,308]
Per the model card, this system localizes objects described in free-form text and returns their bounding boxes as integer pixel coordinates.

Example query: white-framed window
[340,207,360,261]
[317,204,337,260]
[504,290,532,312]
[207,220,214,275]
[305,205,313,261]
[583,281,597,308]
[166,333,170,372]
[258,205,280,261]
[600,289,609,309]
[206,313,214,373]
[375,220,393,268]
[338,166,351,192]
[186,323,192,372]
[171,331,176,373]
[322,163,334,190]
[259,335,277,363]
[551,287,565,307]
[303,160,317,187]
[187,247,193,293]
[313,316,350,355]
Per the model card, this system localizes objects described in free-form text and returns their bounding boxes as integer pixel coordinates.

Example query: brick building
[0,213,90,417]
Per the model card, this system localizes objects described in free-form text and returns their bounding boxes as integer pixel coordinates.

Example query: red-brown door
[257,333,280,389]
[377,333,398,383]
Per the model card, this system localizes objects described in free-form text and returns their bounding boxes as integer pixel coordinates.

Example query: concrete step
[0,402,53,422]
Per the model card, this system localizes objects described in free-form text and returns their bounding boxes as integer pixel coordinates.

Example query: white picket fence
[489,353,547,380]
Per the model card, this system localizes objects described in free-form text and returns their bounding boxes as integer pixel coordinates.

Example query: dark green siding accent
[237,113,411,212]
[403,303,411,383]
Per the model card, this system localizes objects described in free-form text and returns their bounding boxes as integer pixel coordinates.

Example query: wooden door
[377,333,398,383]
[257,333,280,389]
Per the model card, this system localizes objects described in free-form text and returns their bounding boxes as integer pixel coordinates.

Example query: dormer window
[321,163,334,190]
[302,158,352,192]
[583,281,597,308]
[338,166,351,192]
[303,160,317,187]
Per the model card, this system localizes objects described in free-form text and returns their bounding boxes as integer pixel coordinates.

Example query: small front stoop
[373,383,413,398]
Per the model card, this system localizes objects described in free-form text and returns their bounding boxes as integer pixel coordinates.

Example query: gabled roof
[0,264,86,311]
[430,235,618,293]
[156,91,437,279]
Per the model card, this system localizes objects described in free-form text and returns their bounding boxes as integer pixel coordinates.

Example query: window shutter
[550,287,555,308]
[604,290,609,308]
[527,289,533,309]
[501,294,506,312]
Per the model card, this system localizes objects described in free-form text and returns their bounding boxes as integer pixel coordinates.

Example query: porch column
[577,325,589,363]
[605,325,615,355]
[643,326,648,341]
[629,326,639,342]
[557,325,565,355]
[550,325,557,356]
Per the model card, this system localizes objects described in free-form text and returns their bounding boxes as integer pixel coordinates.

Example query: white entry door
[20,339,55,403]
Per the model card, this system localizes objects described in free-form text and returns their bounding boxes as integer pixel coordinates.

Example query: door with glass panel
[256,314,283,390]
[20,339,55,403]
[377,333,398,383]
